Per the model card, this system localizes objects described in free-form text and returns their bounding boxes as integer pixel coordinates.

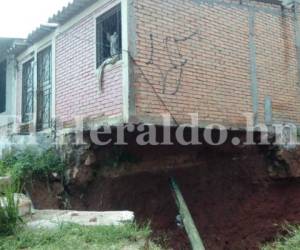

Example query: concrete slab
[27,210,135,229]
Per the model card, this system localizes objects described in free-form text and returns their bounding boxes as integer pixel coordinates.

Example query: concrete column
[294,0,300,84]
[249,9,259,125]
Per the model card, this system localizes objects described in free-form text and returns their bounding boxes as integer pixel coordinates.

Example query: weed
[0,161,9,177]
[0,147,65,185]
[262,224,300,250]
[0,182,23,236]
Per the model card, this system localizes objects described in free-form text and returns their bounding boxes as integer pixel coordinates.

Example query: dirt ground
[29,144,300,250]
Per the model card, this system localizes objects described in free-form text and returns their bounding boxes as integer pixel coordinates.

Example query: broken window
[37,46,52,131]
[22,58,34,123]
[96,4,122,67]
[0,60,6,113]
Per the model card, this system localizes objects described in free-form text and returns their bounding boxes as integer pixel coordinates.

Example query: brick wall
[55,2,123,126]
[255,11,298,124]
[131,0,300,127]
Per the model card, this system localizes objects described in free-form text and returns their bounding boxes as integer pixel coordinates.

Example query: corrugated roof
[27,0,98,44]
[0,38,15,60]
[48,0,98,24]
[19,0,285,52]
[0,38,27,60]
[27,25,56,44]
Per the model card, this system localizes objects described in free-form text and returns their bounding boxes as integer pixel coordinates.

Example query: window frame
[19,40,54,131]
[95,3,122,68]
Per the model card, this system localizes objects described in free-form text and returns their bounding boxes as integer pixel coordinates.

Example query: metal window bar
[22,59,34,123]
[37,46,52,131]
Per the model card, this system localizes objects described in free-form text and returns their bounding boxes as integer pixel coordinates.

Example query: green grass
[262,225,300,250]
[0,223,163,250]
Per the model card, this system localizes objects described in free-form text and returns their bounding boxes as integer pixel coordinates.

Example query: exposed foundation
[26,129,300,249]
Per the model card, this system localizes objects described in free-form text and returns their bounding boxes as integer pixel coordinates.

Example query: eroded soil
[29,145,300,250]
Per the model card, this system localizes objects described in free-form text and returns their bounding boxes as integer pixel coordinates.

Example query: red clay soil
[31,145,300,250]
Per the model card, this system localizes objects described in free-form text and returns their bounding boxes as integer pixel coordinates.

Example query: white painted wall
[0,55,17,128]
[0,54,18,158]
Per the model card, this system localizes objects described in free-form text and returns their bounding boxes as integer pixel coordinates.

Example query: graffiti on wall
[133,31,200,96]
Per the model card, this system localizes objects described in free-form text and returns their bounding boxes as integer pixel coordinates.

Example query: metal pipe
[170,177,205,250]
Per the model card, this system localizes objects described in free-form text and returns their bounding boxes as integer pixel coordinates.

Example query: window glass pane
[0,61,6,113]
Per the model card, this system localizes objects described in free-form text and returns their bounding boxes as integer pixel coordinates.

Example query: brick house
[0,0,300,150]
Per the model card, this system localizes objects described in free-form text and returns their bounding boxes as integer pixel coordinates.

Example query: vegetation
[0,223,163,250]
[0,183,23,236]
[0,161,9,177]
[0,147,65,184]
[262,225,300,250]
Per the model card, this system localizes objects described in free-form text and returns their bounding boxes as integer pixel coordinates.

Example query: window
[21,46,52,130]
[96,4,122,67]
[37,46,52,130]
[22,59,34,123]
[0,61,6,113]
